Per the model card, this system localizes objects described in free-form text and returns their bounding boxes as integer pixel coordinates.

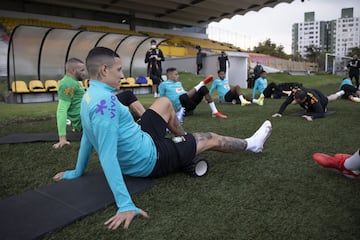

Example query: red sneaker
[312,153,360,178]
[202,75,214,84]
[212,111,227,119]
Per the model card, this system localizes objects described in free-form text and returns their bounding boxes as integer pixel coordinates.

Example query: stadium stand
[80,25,140,36]
[0,16,73,33]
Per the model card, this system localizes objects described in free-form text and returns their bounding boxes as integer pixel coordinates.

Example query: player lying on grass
[271,87,345,121]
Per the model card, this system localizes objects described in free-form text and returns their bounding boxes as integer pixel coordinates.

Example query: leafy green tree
[348,47,360,57]
[304,45,321,63]
[252,38,288,59]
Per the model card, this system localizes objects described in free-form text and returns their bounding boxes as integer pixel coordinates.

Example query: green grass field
[1,72,360,240]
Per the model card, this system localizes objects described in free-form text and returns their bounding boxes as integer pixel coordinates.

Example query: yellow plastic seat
[146,77,153,86]
[78,81,85,89]
[121,77,139,87]
[84,79,90,89]
[44,80,58,92]
[11,80,30,93]
[29,80,46,92]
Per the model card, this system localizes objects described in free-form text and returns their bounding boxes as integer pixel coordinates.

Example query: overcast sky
[208,0,360,54]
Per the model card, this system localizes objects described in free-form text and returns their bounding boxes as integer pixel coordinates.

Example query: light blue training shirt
[63,80,157,214]
[252,77,268,98]
[159,79,187,112]
[209,77,230,100]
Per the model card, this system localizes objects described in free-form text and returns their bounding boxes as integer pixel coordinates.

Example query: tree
[348,47,360,57]
[304,45,321,63]
[252,38,288,59]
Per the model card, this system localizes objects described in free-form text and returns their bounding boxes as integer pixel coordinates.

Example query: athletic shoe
[212,111,228,119]
[241,99,251,106]
[312,153,360,179]
[257,94,265,106]
[202,75,214,84]
[245,120,272,153]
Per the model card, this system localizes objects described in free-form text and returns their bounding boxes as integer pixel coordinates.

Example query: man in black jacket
[347,54,360,89]
[145,39,165,97]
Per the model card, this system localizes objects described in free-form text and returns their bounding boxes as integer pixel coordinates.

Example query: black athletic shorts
[341,84,357,99]
[179,86,209,111]
[224,90,238,103]
[138,109,197,177]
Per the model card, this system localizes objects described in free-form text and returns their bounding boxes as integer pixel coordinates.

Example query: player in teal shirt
[210,70,264,106]
[53,47,272,230]
[159,68,227,119]
[252,70,268,98]
[338,77,360,102]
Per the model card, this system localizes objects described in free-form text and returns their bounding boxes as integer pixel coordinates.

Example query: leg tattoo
[193,133,247,153]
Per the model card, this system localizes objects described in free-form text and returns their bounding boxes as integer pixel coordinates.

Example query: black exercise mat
[289,110,335,117]
[0,170,155,240]
[0,132,82,144]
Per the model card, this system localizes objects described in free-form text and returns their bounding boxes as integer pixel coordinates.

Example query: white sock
[336,90,344,97]
[194,81,205,91]
[352,97,360,102]
[244,120,271,153]
[239,95,245,102]
[245,137,255,151]
[252,99,258,104]
[344,149,360,170]
[208,101,218,114]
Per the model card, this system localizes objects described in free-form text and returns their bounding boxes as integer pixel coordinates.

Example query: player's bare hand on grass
[105,209,149,230]
[272,113,282,118]
[53,172,65,181]
[301,115,313,121]
[52,137,71,149]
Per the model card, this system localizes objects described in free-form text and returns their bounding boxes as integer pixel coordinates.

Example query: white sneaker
[245,120,272,153]
[154,93,159,98]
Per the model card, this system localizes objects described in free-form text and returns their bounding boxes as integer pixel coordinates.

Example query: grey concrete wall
[162,51,249,88]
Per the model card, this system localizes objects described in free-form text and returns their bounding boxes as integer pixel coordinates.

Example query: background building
[292,7,359,58]
[335,8,360,57]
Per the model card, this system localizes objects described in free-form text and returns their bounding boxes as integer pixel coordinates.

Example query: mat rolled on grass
[0,170,155,240]
[289,111,336,117]
[0,132,82,144]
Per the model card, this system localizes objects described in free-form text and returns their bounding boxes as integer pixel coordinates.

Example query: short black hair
[218,70,225,74]
[86,47,120,78]
[294,90,306,100]
[150,39,157,44]
[166,67,177,73]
